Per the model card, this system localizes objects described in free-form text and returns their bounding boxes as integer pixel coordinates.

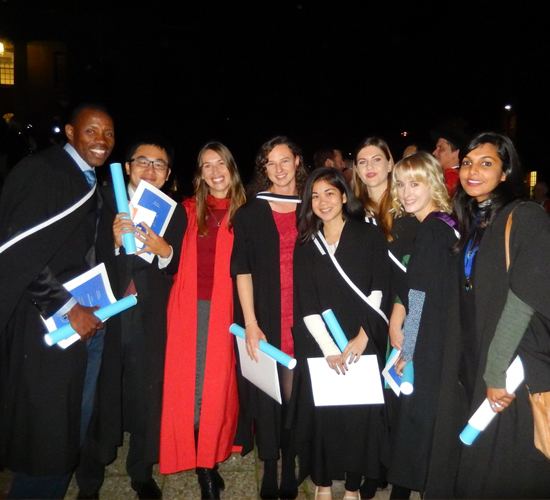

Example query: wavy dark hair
[193,142,246,236]
[351,136,395,242]
[248,136,309,196]
[454,132,525,252]
[298,167,365,244]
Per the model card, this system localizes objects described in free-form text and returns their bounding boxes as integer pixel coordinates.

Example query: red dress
[272,210,297,357]
[160,196,241,473]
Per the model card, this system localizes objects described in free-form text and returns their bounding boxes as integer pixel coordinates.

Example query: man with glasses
[76,136,187,499]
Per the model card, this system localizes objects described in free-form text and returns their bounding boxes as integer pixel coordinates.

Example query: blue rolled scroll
[401,361,414,395]
[44,295,138,346]
[321,309,348,353]
[229,324,297,370]
[110,162,137,254]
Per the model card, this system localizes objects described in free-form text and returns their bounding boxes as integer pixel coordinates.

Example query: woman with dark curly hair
[231,136,308,499]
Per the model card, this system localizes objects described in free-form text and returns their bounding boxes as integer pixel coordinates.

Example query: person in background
[431,128,467,195]
[160,142,245,500]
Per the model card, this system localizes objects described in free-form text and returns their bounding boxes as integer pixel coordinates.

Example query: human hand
[342,328,368,365]
[487,387,516,413]
[326,354,347,375]
[134,222,172,258]
[113,213,134,249]
[395,355,407,377]
[245,322,267,362]
[66,302,103,341]
[389,325,404,351]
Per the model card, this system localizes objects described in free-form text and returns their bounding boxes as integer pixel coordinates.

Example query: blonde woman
[386,152,458,499]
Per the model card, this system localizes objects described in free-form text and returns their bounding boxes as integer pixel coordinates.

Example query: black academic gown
[230,197,298,460]
[387,215,458,493]
[0,146,102,475]
[425,201,550,499]
[85,187,187,467]
[292,218,392,485]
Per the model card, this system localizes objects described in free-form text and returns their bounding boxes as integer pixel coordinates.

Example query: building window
[0,41,15,85]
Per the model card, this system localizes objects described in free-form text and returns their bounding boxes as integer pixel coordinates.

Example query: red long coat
[160,198,240,473]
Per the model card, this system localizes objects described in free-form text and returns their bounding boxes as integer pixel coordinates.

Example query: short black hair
[125,134,175,167]
[69,103,112,125]
[313,147,337,169]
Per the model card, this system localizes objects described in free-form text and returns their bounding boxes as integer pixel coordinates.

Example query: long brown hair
[193,142,246,236]
[351,136,395,242]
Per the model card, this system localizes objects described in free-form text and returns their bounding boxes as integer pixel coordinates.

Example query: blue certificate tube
[321,309,348,353]
[110,162,137,255]
[229,324,297,370]
[400,361,414,395]
[44,295,138,346]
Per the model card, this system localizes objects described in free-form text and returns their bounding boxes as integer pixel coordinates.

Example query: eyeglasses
[130,156,169,171]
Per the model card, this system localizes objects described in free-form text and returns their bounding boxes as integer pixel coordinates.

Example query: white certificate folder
[235,336,282,404]
[307,355,385,406]
[130,180,177,263]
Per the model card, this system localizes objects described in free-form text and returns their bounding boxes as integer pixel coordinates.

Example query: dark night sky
[1,0,549,193]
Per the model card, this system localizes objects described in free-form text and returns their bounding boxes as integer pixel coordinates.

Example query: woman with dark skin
[426,132,550,498]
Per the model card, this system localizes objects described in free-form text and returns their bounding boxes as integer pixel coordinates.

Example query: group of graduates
[1,103,549,500]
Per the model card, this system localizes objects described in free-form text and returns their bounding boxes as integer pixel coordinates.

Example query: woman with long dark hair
[160,142,246,499]
[294,167,392,500]
[231,136,308,499]
[427,132,550,498]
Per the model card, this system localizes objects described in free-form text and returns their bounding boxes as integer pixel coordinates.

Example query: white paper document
[130,180,177,263]
[307,355,385,406]
[236,336,282,404]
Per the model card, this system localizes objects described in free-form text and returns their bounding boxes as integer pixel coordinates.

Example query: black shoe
[260,460,278,500]
[130,478,162,499]
[196,468,221,500]
[212,465,225,491]
[76,493,99,500]
[278,485,298,500]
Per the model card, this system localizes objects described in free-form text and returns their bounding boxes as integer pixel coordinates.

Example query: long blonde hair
[193,142,246,235]
[390,151,451,217]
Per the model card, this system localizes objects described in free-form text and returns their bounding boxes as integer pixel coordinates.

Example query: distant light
[504,104,512,111]
[53,126,61,133]
[401,131,408,136]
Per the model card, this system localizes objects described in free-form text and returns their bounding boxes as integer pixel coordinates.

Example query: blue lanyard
[464,222,481,291]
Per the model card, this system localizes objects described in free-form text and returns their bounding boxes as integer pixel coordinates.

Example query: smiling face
[200,149,231,198]
[311,178,346,225]
[460,143,506,202]
[265,144,299,194]
[395,169,436,221]
[125,144,170,191]
[65,108,114,168]
[355,145,392,191]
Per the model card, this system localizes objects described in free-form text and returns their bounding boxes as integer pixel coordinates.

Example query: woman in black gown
[294,167,392,500]
[426,132,550,498]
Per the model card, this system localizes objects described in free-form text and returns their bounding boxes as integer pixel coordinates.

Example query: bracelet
[245,319,258,331]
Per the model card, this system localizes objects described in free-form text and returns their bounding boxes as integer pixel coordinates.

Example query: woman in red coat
[160,142,246,499]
